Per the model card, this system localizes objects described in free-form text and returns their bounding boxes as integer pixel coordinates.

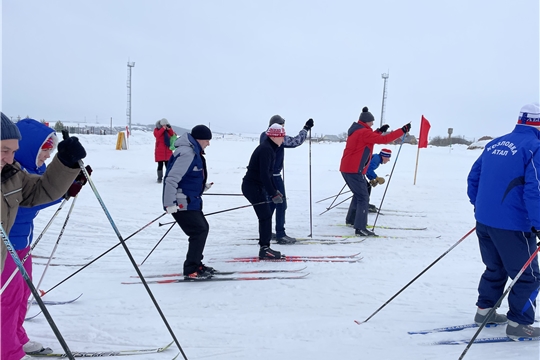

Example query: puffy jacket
[366,153,383,180]
[154,125,174,162]
[1,157,79,271]
[162,133,207,211]
[9,119,63,250]
[340,122,403,174]
[467,125,540,231]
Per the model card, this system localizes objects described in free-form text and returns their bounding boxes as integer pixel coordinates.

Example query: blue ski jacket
[10,119,62,250]
[366,153,383,180]
[467,125,540,232]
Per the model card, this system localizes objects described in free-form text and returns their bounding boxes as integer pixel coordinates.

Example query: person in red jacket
[339,107,411,236]
[153,118,174,183]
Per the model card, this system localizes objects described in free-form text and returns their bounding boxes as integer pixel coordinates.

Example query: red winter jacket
[340,122,403,174]
[154,126,174,162]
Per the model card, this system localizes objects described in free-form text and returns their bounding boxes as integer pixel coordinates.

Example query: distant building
[320,134,341,142]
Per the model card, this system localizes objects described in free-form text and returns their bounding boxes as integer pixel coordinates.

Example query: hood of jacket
[347,121,367,137]
[174,132,202,154]
[15,119,56,173]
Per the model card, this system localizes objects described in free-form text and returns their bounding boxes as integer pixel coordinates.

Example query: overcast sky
[2,0,539,140]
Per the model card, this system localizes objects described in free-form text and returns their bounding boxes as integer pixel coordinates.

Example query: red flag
[418,115,431,148]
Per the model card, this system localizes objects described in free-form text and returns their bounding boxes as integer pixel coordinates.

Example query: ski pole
[316,188,350,203]
[42,212,167,296]
[138,223,176,266]
[28,196,77,312]
[203,193,244,196]
[0,224,75,359]
[371,133,407,231]
[458,232,540,360]
[325,184,348,209]
[319,195,353,216]
[74,159,189,360]
[158,200,272,227]
[308,129,313,237]
[0,199,67,295]
[355,227,476,325]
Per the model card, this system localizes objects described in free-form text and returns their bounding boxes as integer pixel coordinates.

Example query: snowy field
[21,130,539,360]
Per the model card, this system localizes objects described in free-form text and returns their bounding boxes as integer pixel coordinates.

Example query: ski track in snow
[24,132,539,360]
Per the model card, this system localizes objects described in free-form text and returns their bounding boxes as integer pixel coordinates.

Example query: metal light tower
[126,61,135,134]
[380,73,389,128]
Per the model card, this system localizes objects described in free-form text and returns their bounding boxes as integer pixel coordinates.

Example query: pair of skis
[123,252,362,284]
[409,321,540,344]
[30,340,177,358]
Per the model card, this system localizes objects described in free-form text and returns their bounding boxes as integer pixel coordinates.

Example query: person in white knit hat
[467,102,540,340]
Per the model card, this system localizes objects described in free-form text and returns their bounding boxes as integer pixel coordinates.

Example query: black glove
[377,124,390,133]
[166,124,172,129]
[304,118,314,131]
[65,165,93,199]
[401,123,411,134]
[532,226,539,234]
[272,191,284,204]
[57,137,86,168]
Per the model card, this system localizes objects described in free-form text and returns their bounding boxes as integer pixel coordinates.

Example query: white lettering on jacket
[486,141,517,156]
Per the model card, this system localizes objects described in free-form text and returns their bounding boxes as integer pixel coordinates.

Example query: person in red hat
[242,123,285,260]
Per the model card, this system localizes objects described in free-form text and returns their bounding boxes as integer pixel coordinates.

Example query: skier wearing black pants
[162,124,214,280]
[242,123,285,259]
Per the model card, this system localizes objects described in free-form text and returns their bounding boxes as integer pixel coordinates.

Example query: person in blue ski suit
[2,118,90,357]
[259,115,314,244]
[162,125,214,280]
[365,148,391,212]
[467,103,540,339]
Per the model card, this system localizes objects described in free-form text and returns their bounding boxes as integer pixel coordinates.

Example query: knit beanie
[1,113,22,140]
[359,107,375,123]
[266,123,286,138]
[191,125,212,140]
[380,148,392,158]
[518,103,540,126]
[268,115,285,127]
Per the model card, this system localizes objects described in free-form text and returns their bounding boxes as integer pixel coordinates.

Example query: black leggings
[157,161,168,171]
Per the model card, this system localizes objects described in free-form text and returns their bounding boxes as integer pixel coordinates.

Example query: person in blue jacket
[259,115,314,244]
[2,118,90,357]
[467,103,540,340]
[162,125,214,280]
[366,148,391,213]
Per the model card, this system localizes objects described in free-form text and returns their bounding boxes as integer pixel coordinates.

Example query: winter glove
[204,182,214,192]
[532,226,539,234]
[57,136,87,168]
[369,177,385,187]
[272,191,284,204]
[64,165,93,199]
[377,124,390,133]
[401,123,412,134]
[166,205,179,214]
[304,118,314,131]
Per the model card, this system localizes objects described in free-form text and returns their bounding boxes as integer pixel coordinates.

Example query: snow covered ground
[21,130,539,360]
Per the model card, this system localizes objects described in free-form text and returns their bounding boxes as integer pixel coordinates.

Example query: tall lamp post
[380,73,389,129]
[126,61,135,135]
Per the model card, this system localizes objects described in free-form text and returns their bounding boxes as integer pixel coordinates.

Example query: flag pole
[413,145,421,185]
